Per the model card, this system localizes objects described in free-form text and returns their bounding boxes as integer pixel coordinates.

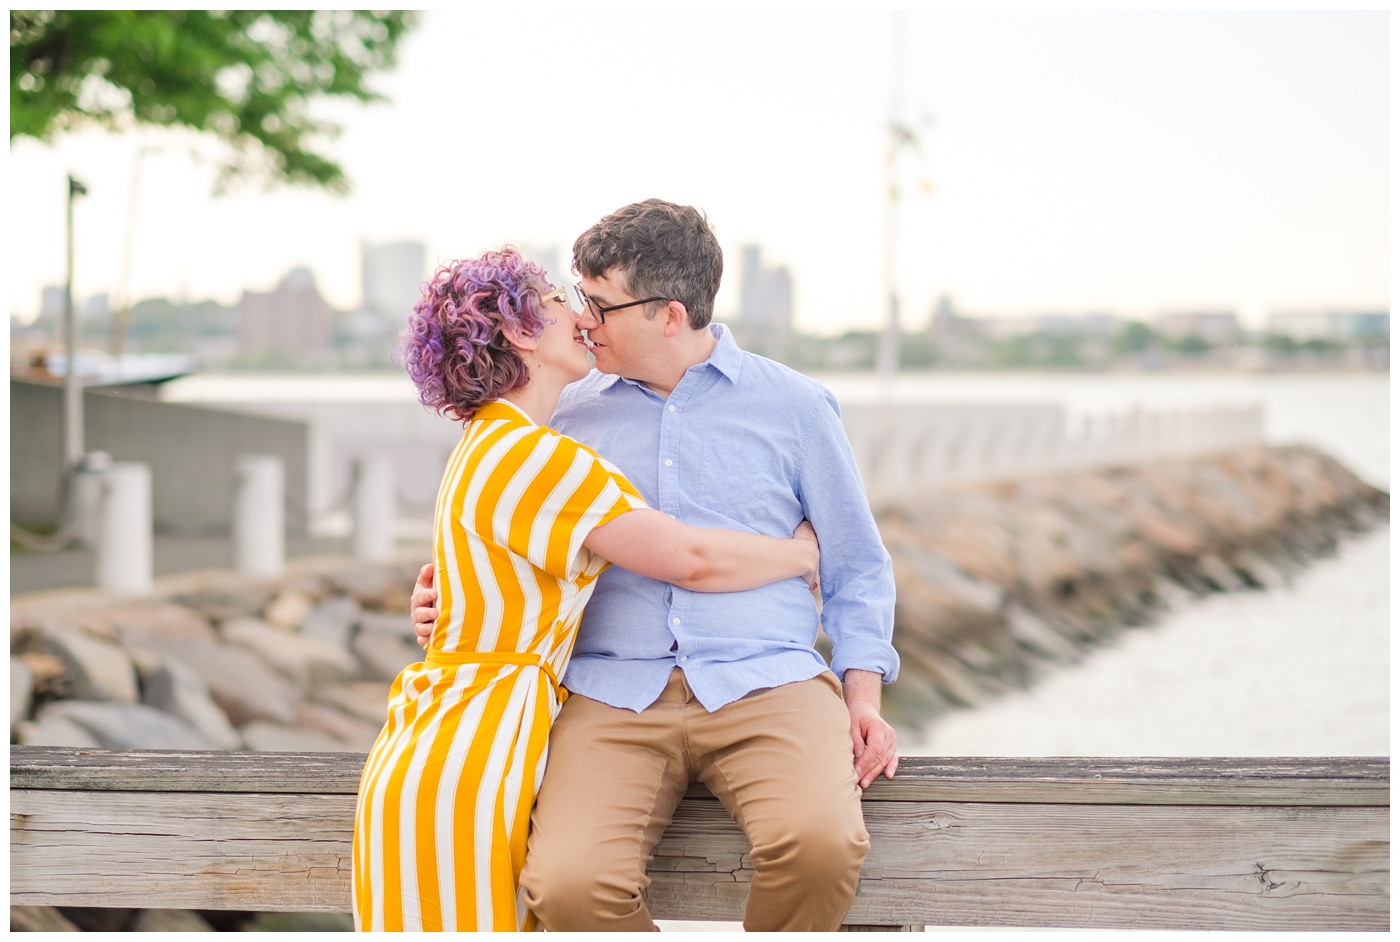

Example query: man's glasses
[573,283,670,324]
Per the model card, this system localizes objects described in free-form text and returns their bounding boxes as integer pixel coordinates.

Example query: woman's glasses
[540,284,589,316]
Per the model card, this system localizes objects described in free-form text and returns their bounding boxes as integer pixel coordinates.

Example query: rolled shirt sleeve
[797,389,900,684]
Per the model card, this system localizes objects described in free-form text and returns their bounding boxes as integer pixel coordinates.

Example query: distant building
[1266,309,1389,341]
[737,245,793,346]
[978,312,1122,339]
[237,267,334,363]
[360,239,429,318]
[927,295,970,335]
[40,285,66,322]
[1154,310,1242,344]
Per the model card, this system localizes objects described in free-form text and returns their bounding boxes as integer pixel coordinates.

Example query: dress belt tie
[425,649,568,703]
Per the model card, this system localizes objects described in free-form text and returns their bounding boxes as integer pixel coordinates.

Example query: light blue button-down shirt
[550,324,898,712]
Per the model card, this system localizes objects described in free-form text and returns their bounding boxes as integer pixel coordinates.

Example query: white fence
[840,402,1266,499]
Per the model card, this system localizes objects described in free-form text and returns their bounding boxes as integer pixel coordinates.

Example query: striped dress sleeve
[482,428,647,582]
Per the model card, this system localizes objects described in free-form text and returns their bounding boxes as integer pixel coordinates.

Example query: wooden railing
[9,747,1387,930]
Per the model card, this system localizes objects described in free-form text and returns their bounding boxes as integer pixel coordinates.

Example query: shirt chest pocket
[693,443,782,517]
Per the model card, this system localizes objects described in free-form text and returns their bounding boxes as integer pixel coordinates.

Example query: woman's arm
[582,510,819,592]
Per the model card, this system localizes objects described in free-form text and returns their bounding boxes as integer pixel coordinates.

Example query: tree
[10,10,416,192]
[1111,321,1158,357]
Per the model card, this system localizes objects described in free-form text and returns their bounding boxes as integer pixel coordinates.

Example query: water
[906,525,1390,757]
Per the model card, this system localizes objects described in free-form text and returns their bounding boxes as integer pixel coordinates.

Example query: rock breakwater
[11,444,1385,751]
[10,560,427,756]
[873,444,1389,727]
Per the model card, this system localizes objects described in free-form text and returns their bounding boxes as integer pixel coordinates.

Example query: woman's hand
[794,520,820,590]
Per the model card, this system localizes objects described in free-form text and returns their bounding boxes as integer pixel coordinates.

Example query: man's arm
[798,391,901,785]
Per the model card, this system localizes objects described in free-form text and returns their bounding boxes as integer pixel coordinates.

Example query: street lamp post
[63,174,88,470]
[876,18,905,397]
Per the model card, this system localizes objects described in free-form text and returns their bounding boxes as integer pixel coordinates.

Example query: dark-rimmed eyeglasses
[574,283,670,324]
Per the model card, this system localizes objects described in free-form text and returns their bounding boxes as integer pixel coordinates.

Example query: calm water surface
[906,525,1390,757]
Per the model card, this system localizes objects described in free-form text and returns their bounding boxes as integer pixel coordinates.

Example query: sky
[7,9,1391,335]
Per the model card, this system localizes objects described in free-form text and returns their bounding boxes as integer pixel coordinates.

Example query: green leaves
[10,10,416,192]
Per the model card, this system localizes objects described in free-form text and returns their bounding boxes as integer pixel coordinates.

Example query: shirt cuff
[830,638,900,684]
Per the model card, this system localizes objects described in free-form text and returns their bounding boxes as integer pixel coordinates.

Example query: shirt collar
[601,322,744,393]
[702,323,744,383]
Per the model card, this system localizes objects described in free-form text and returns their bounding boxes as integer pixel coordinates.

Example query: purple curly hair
[399,248,553,423]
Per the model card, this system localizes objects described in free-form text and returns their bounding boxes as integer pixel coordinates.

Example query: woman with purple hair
[351,247,819,932]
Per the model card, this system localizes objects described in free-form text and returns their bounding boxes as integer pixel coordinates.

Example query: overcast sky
[8,9,1390,334]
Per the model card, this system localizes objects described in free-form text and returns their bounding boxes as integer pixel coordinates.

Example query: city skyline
[9,10,1389,334]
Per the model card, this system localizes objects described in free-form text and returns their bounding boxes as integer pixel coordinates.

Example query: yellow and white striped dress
[352,399,646,932]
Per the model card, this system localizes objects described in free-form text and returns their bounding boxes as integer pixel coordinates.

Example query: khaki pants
[519,669,869,931]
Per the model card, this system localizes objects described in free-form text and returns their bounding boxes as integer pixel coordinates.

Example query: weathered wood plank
[644,796,1389,930]
[11,790,354,913]
[11,782,1389,929]
[9,748,1389,807]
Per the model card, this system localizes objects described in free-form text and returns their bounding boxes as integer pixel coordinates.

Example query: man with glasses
[412,199,897,931]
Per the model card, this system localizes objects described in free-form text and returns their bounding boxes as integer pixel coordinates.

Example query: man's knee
[520,839,652,930]
[750,805,870,885]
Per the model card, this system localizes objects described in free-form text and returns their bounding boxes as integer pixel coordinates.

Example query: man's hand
[411,563,439,650]
[843,668,899,789]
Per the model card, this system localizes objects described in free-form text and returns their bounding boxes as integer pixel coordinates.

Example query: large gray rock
[327,565,397,604]
[35,701,216,750]
[352,631,423,683]
[220,617,359,689]
[19,622,139,704]
[300,595,362,650]
[296,701,382,752]
[357,609,414,639]
[264,590,315,629]
[239,721,358,753]
[141,658,243,750]
[315,682,393,727]
[239,912,355,932]
[172,584,277,622]
[9,905,82,932]
[129,909,216,932]
[97,602,219,647]
[11,657,35,729]
[145,638,302,727]
[14,651,72,700]
[15,712,102,748]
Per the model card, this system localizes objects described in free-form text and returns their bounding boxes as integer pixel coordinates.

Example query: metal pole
[876,14,905,397]
[63,174,88,470]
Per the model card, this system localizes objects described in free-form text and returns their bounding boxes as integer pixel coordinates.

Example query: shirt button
[668,404,676,412]
[679,655,689,663]
[671,617,681,626]
[664,459,673,467]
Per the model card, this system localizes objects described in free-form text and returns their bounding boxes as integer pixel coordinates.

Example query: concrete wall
[10,380,310,536]
[840,400,1266,501]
